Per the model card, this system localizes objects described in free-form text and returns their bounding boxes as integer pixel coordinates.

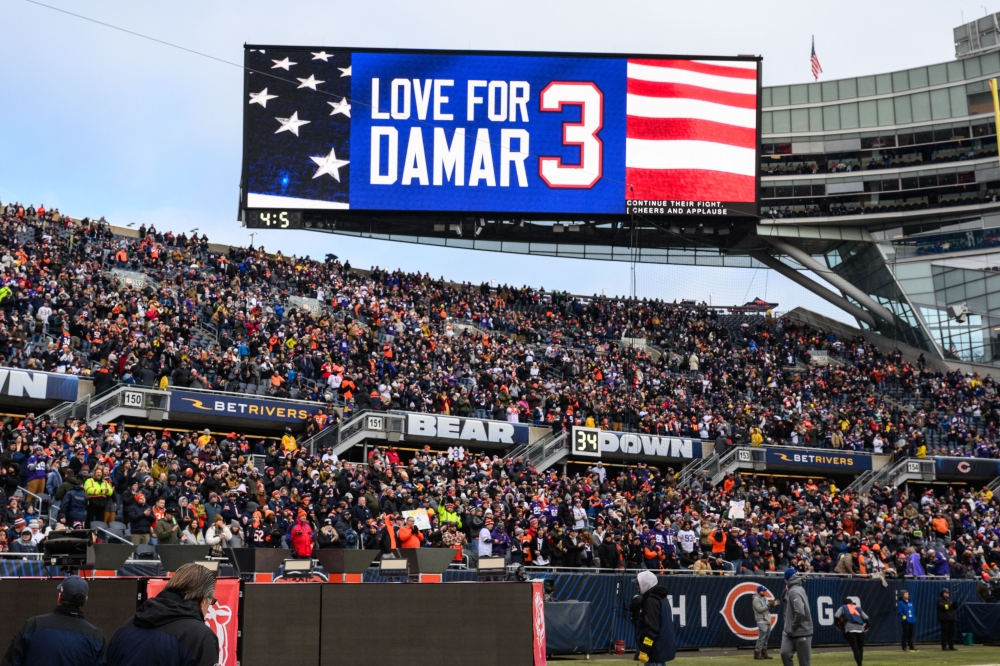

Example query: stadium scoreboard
[240,46,761,223]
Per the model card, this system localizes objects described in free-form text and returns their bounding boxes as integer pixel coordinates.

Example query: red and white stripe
[625,59,758,203]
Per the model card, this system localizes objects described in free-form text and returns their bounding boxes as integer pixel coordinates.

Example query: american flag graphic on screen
[624,59,758,203]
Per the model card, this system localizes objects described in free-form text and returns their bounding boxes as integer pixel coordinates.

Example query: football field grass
[555,644,1000,666]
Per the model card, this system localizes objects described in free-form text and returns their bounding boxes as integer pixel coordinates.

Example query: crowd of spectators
[0,200,997,591]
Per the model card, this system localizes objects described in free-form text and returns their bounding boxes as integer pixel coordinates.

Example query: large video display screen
[242,46,760,217]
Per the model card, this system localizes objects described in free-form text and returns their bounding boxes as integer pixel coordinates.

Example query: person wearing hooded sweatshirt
[780,568,812,666]
[936,588,958,651]
[752,585,780,659]
[632,570,676,665]
[104,563,218,666]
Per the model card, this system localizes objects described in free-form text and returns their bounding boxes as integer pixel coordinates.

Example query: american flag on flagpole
[811,36,823,81]
[624,58,759,202]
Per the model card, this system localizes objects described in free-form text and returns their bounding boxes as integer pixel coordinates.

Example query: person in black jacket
[104,563,219,666]
[128,492,154,545]
[936,588,958,651]
[597,532,620,569]
[0,575,105,666]
[632,570,676,664]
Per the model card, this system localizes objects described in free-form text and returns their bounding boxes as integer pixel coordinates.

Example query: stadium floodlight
[378,557,409,578]
[476,556,508,579]
[568,225,580,232]
[282,558,314,579]
[553,224,565,233]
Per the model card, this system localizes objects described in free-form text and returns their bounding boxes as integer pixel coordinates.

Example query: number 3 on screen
[538,82,603,188]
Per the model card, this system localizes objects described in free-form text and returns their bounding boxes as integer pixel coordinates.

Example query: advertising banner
[570,426,703,460]
[764,448,872,471]
[405,412,531,445]
[243,47,761,218]
[169,390,326,424]
[934,457,1000,478]
[147,578,240,666]
[531,580,548,666]
[0,367,78,401]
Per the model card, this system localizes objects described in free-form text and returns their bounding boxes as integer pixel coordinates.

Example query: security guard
[0,576,105,666]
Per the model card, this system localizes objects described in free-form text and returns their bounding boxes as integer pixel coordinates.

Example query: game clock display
[245,210,303,229]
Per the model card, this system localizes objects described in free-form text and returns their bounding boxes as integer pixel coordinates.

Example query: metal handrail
[93,525,132,545]
[16,486,44,515]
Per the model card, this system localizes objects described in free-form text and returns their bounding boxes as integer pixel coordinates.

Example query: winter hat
[784,567,797,581]
[637,570,658,594]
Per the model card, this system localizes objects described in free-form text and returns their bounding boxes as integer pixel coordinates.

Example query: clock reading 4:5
[261,211,292,227]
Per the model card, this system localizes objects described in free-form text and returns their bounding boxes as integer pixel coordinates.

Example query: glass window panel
[772,110,791,133]
[791,108,809,132]
[950,85,969,117]
[859,100,878,127]
[762,88,772,107]
[911,92,932,122]
[775,184,793,197]
[790,85,808,105]
[983,52,1000,75]
[918,175,938,187]
[809,107,823,131]
[947,61,965,82]
[808,83,822,103]
[939,172,957,186]
[760,185,775,198]
[822,81,839,101]
[913,130,933,144]
[858,76,876,97]
[877,98,895,125]
[928,64,948,86]
[876,74,892,94]
[793,184,812,196]
[882,178,899,191]
[762,112,773,134]
[811,184,826,195]
[900,277,935,293]
[772,86,790,106]
[988,291,1000,310]
[902,176,919,189]
[839,78,858,99]
[840,102,859,129]
[967,278,987,298]
[908,67,929,89]
[945,286,966,304]
[892,71,909,92]
[944,269,964,288]
[895,262,931,279]
[930,88,951,120]
[823,105,840,130]
[894,95,913,124]
[965,57,983,78]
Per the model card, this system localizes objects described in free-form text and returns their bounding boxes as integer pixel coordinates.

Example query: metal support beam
[750,252,877,328]
[764,238,897,326]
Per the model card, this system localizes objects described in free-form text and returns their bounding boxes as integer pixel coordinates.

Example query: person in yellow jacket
[436,499,463,529]
[83,466,114,526]
[750,427,764,446]
[281,427,297,452]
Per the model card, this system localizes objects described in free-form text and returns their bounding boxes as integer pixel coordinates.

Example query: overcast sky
[0,0,987,318]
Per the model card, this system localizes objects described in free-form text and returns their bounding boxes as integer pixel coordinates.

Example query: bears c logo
[720,582,777,639]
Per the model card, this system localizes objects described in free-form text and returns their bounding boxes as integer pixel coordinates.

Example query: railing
[39,394,92,426]
[16,486,44,517]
